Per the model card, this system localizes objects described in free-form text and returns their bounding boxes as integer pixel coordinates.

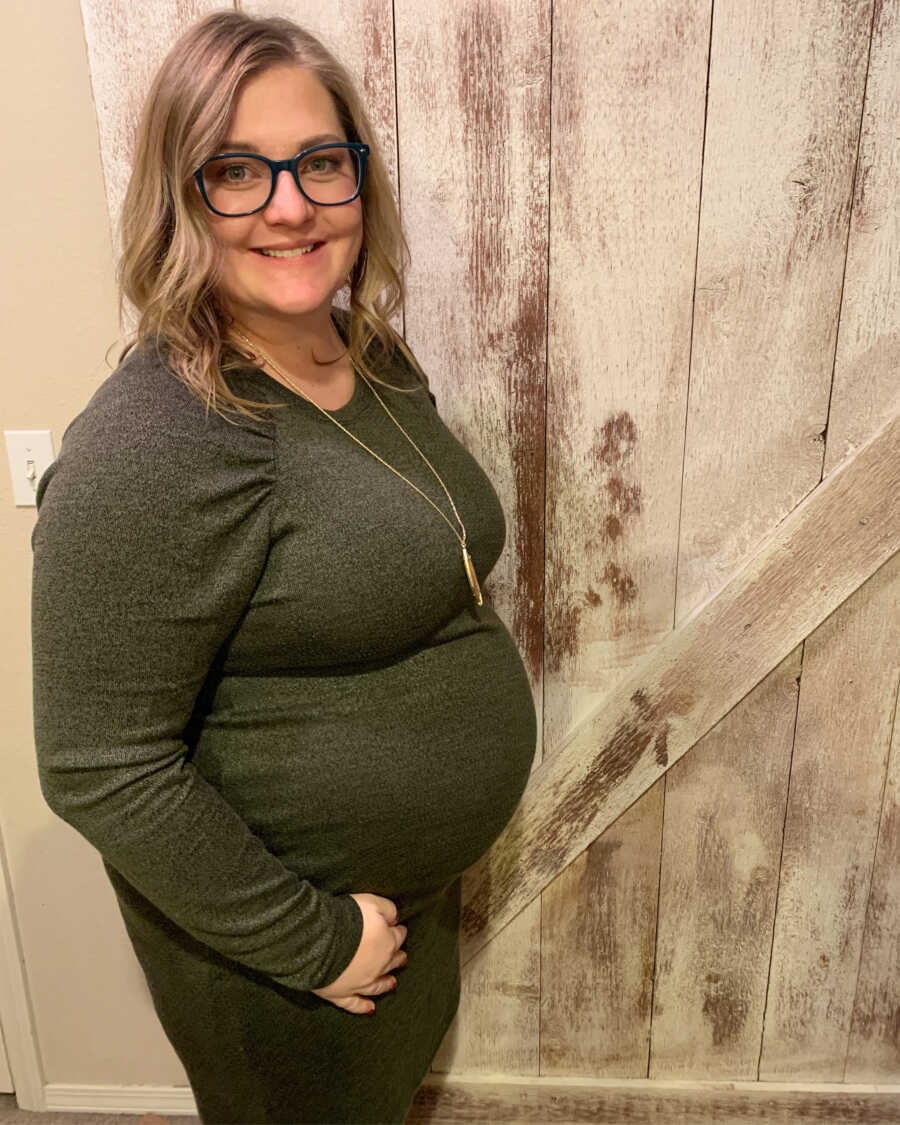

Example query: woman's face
[202,63,364,335]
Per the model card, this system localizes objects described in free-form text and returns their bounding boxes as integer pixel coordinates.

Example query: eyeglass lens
[201,146,361,214]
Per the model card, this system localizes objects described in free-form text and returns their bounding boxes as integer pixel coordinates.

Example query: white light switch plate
[5,430,56,507]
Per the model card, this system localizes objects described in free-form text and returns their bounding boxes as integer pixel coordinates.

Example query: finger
[331,993,376,1015]
[389,949,408,971]
[356,976,397,997]
[393,924,408,947]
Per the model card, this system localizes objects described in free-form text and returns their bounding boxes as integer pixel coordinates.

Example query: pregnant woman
[31,10,536,1124]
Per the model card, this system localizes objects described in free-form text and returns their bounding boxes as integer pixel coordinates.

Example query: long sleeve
[30,348,363,993]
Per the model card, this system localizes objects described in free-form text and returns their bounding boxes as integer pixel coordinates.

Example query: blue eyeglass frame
[193,140,370,217]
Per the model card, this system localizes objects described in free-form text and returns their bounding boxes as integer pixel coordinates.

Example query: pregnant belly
[192,606,537,899]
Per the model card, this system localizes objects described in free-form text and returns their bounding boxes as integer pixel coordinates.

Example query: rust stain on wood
[605,475,642,519]
[456,7,507,313]
[595,414,641,607]
[654,727,669,768]
[702,971,749,1046]
[363,0,388,64]
[600,560,639,606]
[593,411,638,465]
[545,544,582,674]
[553,687,691,836]
[546,409,642,673]
[545,402,583,673]
[508,294,548,684]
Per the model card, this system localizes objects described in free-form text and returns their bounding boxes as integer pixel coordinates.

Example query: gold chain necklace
[231,326,483,606]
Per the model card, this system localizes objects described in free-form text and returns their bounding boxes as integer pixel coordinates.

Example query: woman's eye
[300,156,338,175]
[208,160,265,185]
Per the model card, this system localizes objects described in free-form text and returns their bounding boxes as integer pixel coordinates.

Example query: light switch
[5,430,55,507]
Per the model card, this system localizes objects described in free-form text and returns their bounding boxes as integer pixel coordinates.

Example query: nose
[263,168,317,224]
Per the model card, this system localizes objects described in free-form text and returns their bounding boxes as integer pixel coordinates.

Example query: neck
[229,307,346,374]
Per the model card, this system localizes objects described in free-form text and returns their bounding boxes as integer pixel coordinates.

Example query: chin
[246,288,342,319]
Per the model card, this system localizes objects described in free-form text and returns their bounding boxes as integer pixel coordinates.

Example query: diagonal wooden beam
[460,407,900,966]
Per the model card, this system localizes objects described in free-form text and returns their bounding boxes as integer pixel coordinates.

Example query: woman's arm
[31,352,362,993]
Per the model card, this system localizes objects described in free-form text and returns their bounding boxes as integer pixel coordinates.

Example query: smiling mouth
[253,243,325,258]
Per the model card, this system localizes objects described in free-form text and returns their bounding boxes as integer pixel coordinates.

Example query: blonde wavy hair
[117,8,429,422]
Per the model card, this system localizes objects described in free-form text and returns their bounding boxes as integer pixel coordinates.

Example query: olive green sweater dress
[30,309,537,1124]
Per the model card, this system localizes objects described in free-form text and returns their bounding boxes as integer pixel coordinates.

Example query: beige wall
[1,0,193,1096]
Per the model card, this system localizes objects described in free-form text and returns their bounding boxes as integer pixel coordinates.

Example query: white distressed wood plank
[753,0,900,1081]
[650,0,875,1081]
[822,0,900,479]
[675,0,873,613]
[541,780,664,1077]
[539,0,711,1076]
[759,550,900,1079]
[394,0,550,1075]
[542,0,708,750]
[430,898,541,1078]
[649,650,799,1078]
[846,669,900,1080]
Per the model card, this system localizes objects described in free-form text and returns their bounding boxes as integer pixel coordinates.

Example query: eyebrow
[219,133,345,152]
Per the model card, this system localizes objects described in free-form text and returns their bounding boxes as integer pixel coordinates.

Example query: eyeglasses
[193,141,370,217]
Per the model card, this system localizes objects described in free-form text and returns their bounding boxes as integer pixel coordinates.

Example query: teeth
[259,244,319,258]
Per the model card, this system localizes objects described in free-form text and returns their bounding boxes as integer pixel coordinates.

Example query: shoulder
[36,342,276,515]
[65,342,274,450]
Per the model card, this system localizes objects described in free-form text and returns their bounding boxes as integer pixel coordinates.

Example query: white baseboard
[42,1083,199,1115]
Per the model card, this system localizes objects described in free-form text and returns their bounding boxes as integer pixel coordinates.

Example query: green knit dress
[30,308,537,1124]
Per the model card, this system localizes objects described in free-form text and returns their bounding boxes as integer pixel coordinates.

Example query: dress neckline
[250,307,375,424]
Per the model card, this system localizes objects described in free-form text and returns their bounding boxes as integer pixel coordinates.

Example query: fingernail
[367,1005,375,1014]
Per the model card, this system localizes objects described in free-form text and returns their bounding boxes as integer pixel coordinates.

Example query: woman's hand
[311,892,408,1015]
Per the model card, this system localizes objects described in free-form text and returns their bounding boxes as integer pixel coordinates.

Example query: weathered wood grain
[405,1075,900,1123]
[430,900,541,1077]
[394,0,550,1075]
[539,0,710,1077]
[460,407,900,964]
[541,780,664,1077]
[759,550,900,1079]
[649,0,875,1081]
[675,0,873,610]
[755,0,900,1081]
[846,669,900,1080]
[649,651,799,1078]
[822,0,900,479]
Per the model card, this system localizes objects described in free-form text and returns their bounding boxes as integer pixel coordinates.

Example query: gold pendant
[462,544,483,606]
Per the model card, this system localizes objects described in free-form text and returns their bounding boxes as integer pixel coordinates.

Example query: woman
[31,10,536,1124]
